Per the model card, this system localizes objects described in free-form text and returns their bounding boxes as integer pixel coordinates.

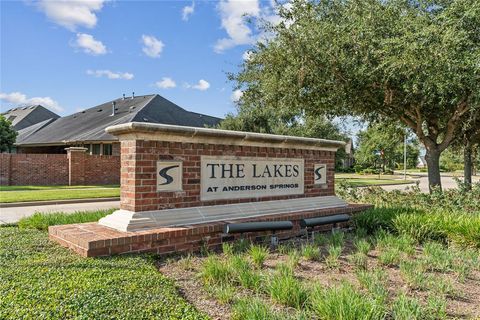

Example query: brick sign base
[48,122,372,257]
[49,203,372,257]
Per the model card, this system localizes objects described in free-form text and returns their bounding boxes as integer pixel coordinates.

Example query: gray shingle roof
[2,105,60,130]
[16,94,222,146]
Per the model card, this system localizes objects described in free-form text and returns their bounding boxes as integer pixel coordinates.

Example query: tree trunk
[425,148,442,192]
[464,143,472,191]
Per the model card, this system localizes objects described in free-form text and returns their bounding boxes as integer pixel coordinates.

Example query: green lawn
[0,185,120,203]
[335,174,414,187]
[0,226,207,319]
[17,209,114,230]
[0,185,119,191]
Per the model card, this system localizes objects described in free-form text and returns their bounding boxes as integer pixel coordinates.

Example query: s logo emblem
[158,165,179,185]
[315,165,325,181]
[157,161,182,191]
[314,164,327,185]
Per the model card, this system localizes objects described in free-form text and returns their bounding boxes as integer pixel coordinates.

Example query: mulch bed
[158,235,480,319]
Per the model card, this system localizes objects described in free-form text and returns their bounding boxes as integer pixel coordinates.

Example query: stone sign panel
[314,164,327,185]
[157,160,183,191]
[200,156,304,201]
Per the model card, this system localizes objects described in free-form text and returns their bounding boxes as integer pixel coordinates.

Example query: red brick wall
[0,153,69,185]
[0,154,12,185]
[85,155,120,185]
[0,153,120,186]
[120,140,336,212]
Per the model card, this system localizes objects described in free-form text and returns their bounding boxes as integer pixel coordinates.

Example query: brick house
[13,94,222,155]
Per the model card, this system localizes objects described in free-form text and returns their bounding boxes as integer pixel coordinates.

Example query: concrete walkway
[0,200,119,225]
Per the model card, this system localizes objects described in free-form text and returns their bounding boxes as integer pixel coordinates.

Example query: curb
[0,197,120,208]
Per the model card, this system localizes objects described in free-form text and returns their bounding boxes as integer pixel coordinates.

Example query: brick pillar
[119,140,146,212]
[66,147,88,186]
[0,154,12,186]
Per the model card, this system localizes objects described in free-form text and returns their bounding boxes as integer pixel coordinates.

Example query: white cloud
[214,0,260,53]
[37,0,106,31]
[191,79,210,91]
[74,33,107,55]
[0,91,63,112]
[182,2,195,21]
[141,35,164,58]
[214,1,293,53]
[155,77,176,89]
[86,69,134,80]
[0,92,26,105]
[231,89,243,102]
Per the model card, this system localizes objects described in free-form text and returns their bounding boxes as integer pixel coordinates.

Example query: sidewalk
[0,200,119,225]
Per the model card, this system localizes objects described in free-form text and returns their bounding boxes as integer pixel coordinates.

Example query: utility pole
[403,131,407,180]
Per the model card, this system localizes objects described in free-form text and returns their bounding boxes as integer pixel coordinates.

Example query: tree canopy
[0,115,17,153]
[218,105,349,168]
[355,123,420,171]
[233,0,480,191]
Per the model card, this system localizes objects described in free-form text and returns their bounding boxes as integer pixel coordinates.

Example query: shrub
[399,260,427,290]
[353,208,405,234]
[451,247,479,282]
[233,238,251,254]
[393,210,480,247]
[302,244,320,261]
[267,268,308,308]
[355,207,480,248]
[375,232,416,256]
[392,293,423,320]
[356,268,388,302]
[200,255,232,286]
[325,245,342,269]
[286,249,302,269]
[339,182,480,213]
[222,242,234,256]
[348,252,368,270]
[310,282,386,319]
[313,232,328,246]
[329,231,345,247]
[425,295,448,320]
[248,245,269,268]
[354,238,371,255]
[177,254,195,271]
[207,284,235,304]
[422,242,453,272]
[229,255,262,290]
[232,298,282,320]
[378,247,401,267]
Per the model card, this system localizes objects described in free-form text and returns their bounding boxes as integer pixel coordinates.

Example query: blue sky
[1,0,280,118]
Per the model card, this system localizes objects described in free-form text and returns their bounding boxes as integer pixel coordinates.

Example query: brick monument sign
[49,122,371,257]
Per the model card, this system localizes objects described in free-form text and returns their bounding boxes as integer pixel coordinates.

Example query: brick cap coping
[105,122,346,151]
[49,203,373,257]
[98,196,348,232]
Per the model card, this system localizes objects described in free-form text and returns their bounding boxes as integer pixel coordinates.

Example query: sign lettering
[200,156,304,201]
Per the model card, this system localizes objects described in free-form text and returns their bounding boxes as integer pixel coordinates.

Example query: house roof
[16,94,222,146]
[1,105,60,131]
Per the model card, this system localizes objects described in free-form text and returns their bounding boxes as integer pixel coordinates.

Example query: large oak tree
[0,115,17,153]
[233,0,480,191]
